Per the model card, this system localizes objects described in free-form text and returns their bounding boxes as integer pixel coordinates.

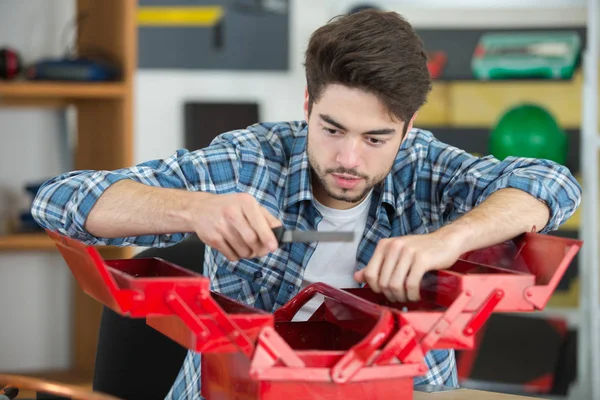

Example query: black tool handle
[272,226,285,243]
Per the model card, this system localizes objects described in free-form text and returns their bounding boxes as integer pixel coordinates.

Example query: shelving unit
[409,3,598,399]
[0,0,137,387]
[416,39,586,312]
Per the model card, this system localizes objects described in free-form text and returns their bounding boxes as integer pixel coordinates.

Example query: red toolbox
[47,231,581,400]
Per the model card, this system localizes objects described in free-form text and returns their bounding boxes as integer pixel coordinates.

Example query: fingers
[218,207,254,260]
[231,212,263,259]
[259,207,282,249]
[241,203,279,255]
[205,227,244,261]
[354,269,365,283]
[216,237,240,261]
[405,259,426,302]
[226,194,281,259]
[261,207,282,228]
[359,238,424,303]
[378,242,401,302]
[198,193,282,261]
[361,240,388,293]
[388,250,415,302]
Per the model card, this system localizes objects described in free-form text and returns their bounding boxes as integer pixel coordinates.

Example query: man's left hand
[354,232,464,302]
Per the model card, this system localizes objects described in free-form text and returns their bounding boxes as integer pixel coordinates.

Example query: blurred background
[0,1,598,399]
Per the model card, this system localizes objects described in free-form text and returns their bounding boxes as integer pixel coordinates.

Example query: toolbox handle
[274,283,395,383]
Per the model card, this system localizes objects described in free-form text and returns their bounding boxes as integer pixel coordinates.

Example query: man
[31,9,581,400]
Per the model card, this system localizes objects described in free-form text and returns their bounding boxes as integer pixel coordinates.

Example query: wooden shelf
[0,233,135,256]
[417,72,585,128]
[1,368,93,399]
[0,81,126,99]
[0,233,56,252]
[19,368,93,385]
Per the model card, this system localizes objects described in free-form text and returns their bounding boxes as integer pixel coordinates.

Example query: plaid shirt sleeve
[413,130,582,232]
[31,137,243,247]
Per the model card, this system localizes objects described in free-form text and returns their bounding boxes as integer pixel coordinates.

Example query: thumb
[354,269,365,283]
[261,207,282,228]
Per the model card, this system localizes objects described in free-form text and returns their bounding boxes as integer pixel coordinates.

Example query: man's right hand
[191,192,282,261]
[81,180,280,260]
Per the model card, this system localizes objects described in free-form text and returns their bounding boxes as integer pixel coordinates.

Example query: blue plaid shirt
[32,120,581,400]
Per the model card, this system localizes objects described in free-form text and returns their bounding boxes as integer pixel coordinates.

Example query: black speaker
[184,102,260,151]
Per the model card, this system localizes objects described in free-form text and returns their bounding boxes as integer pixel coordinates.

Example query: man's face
[304,84,414,210]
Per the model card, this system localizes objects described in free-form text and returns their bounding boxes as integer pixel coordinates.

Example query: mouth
[331,173,363,189]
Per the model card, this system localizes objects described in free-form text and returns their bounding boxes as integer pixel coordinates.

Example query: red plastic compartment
[201,282,415,399]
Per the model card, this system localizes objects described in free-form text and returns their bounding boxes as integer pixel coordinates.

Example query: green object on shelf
[490,104,568,165]
[472,31,581,80]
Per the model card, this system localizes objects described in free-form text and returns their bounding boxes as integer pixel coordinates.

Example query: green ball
[489,104,568,165]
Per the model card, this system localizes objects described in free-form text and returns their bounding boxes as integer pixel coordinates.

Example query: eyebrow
[319,114,396,135]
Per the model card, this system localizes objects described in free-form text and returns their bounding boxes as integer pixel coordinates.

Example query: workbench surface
[415,388,546,399]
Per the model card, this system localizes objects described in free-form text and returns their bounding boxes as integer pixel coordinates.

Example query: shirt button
[254,270,263,279]
[287,285,294,293]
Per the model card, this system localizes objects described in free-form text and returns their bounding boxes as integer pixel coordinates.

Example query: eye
[323,127,339,135]
[367,137,385,146]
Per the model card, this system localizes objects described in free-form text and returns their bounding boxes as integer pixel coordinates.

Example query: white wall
[0,0,587,373]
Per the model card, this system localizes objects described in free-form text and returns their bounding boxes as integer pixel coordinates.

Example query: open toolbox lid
[389,231,583,312]
[47,230,581,382]
[47,230,274,357]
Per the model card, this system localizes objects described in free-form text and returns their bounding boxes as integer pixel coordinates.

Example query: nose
[335,137,361,169]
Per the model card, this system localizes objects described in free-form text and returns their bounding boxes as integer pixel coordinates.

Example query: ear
[401,112,418,143]
[303,87,310,121]
[406,112,418,132]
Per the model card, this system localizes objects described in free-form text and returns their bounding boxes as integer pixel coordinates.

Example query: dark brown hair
[304,9,431,124]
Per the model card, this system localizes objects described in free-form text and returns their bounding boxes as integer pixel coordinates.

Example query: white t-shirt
[292,191,372,321]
